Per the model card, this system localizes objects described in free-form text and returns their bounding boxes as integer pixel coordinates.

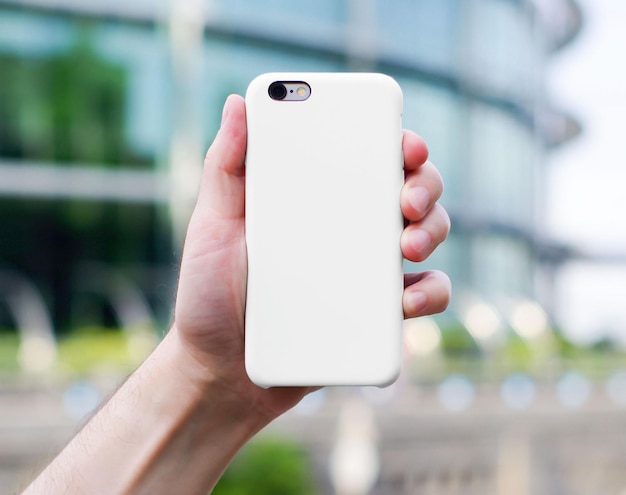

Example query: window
[376,0,462,73]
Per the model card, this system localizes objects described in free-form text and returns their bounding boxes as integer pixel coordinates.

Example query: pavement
[3,375,626,495]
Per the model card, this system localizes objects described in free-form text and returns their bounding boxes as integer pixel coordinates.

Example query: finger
[196,94,247,220]
[401,203,451,262]
[403,270,451,318]
[400,160,444,222]
[402,130,429,172]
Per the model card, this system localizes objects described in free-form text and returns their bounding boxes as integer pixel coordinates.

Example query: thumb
[196,94,247,220]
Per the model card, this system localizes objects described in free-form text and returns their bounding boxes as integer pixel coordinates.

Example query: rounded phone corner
[245,73,270,101]
[244,366,272,390]
[370,73,403,106]
[373,363,402,389]
[244,354,275,389]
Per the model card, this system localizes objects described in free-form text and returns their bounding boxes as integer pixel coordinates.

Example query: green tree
[0,24,149,166]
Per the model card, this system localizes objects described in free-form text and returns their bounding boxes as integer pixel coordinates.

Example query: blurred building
[0,0,581,336]
[12,3,626,495]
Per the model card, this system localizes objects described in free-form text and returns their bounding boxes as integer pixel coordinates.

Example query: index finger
[402,129,429,172]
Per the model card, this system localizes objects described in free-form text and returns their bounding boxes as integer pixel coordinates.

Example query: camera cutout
[268,81,311,101]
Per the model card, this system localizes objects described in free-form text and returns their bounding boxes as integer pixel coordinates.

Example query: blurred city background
[1,0,625,494]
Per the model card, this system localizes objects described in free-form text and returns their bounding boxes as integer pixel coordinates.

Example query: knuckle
[431,204,451,240]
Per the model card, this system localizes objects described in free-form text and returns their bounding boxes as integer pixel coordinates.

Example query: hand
[400,130,451,318]
[22,94,451,495]
[173,94,450,422]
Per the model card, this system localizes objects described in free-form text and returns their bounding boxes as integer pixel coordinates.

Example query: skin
[22,94,451,495]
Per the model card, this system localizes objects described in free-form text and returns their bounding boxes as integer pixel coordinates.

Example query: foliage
[0,328,140,374]
[56,327,137,373]
[212,437,319,495]
[438,321,481,356]
[0,24,168,335]
[500,333,533,368]
[551,327,583,356]
[0,333,19,372]
[0,24,149,166]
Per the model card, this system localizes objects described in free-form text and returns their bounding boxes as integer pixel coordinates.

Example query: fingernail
[221,96,231,126]
[408,186,430,216]
[409,229,431,254]
[409,291,427,313]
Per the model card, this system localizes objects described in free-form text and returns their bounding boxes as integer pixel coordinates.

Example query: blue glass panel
[375,0,462,73]
[0,10,72,55]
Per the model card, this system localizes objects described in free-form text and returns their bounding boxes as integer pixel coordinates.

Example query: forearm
[23,329,269,495]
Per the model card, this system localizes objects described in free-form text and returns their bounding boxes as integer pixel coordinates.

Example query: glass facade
[0,0,576,334]
[376,0,462,73]
[464,0,540,98]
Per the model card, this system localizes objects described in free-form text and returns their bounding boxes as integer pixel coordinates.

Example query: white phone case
[244,72,404,387]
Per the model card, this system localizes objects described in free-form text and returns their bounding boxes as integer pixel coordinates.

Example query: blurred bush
[213,437,319,495]
[0,332,19,372]
[0,327,147,375]
[56,327,138,373]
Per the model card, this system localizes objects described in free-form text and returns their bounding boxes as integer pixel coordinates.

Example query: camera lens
[268,82,287,100]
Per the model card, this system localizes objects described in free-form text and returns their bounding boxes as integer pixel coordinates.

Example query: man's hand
[23,94,451,495]
[173,94,451,420]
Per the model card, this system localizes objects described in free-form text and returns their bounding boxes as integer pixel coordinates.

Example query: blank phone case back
[244,73,404,387]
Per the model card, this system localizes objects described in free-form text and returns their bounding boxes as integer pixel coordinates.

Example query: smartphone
[244,72,404,387]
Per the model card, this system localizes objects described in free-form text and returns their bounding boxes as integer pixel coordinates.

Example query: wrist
[25,328,270,495]
[117,330,269,493]
[155,327,270,434]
